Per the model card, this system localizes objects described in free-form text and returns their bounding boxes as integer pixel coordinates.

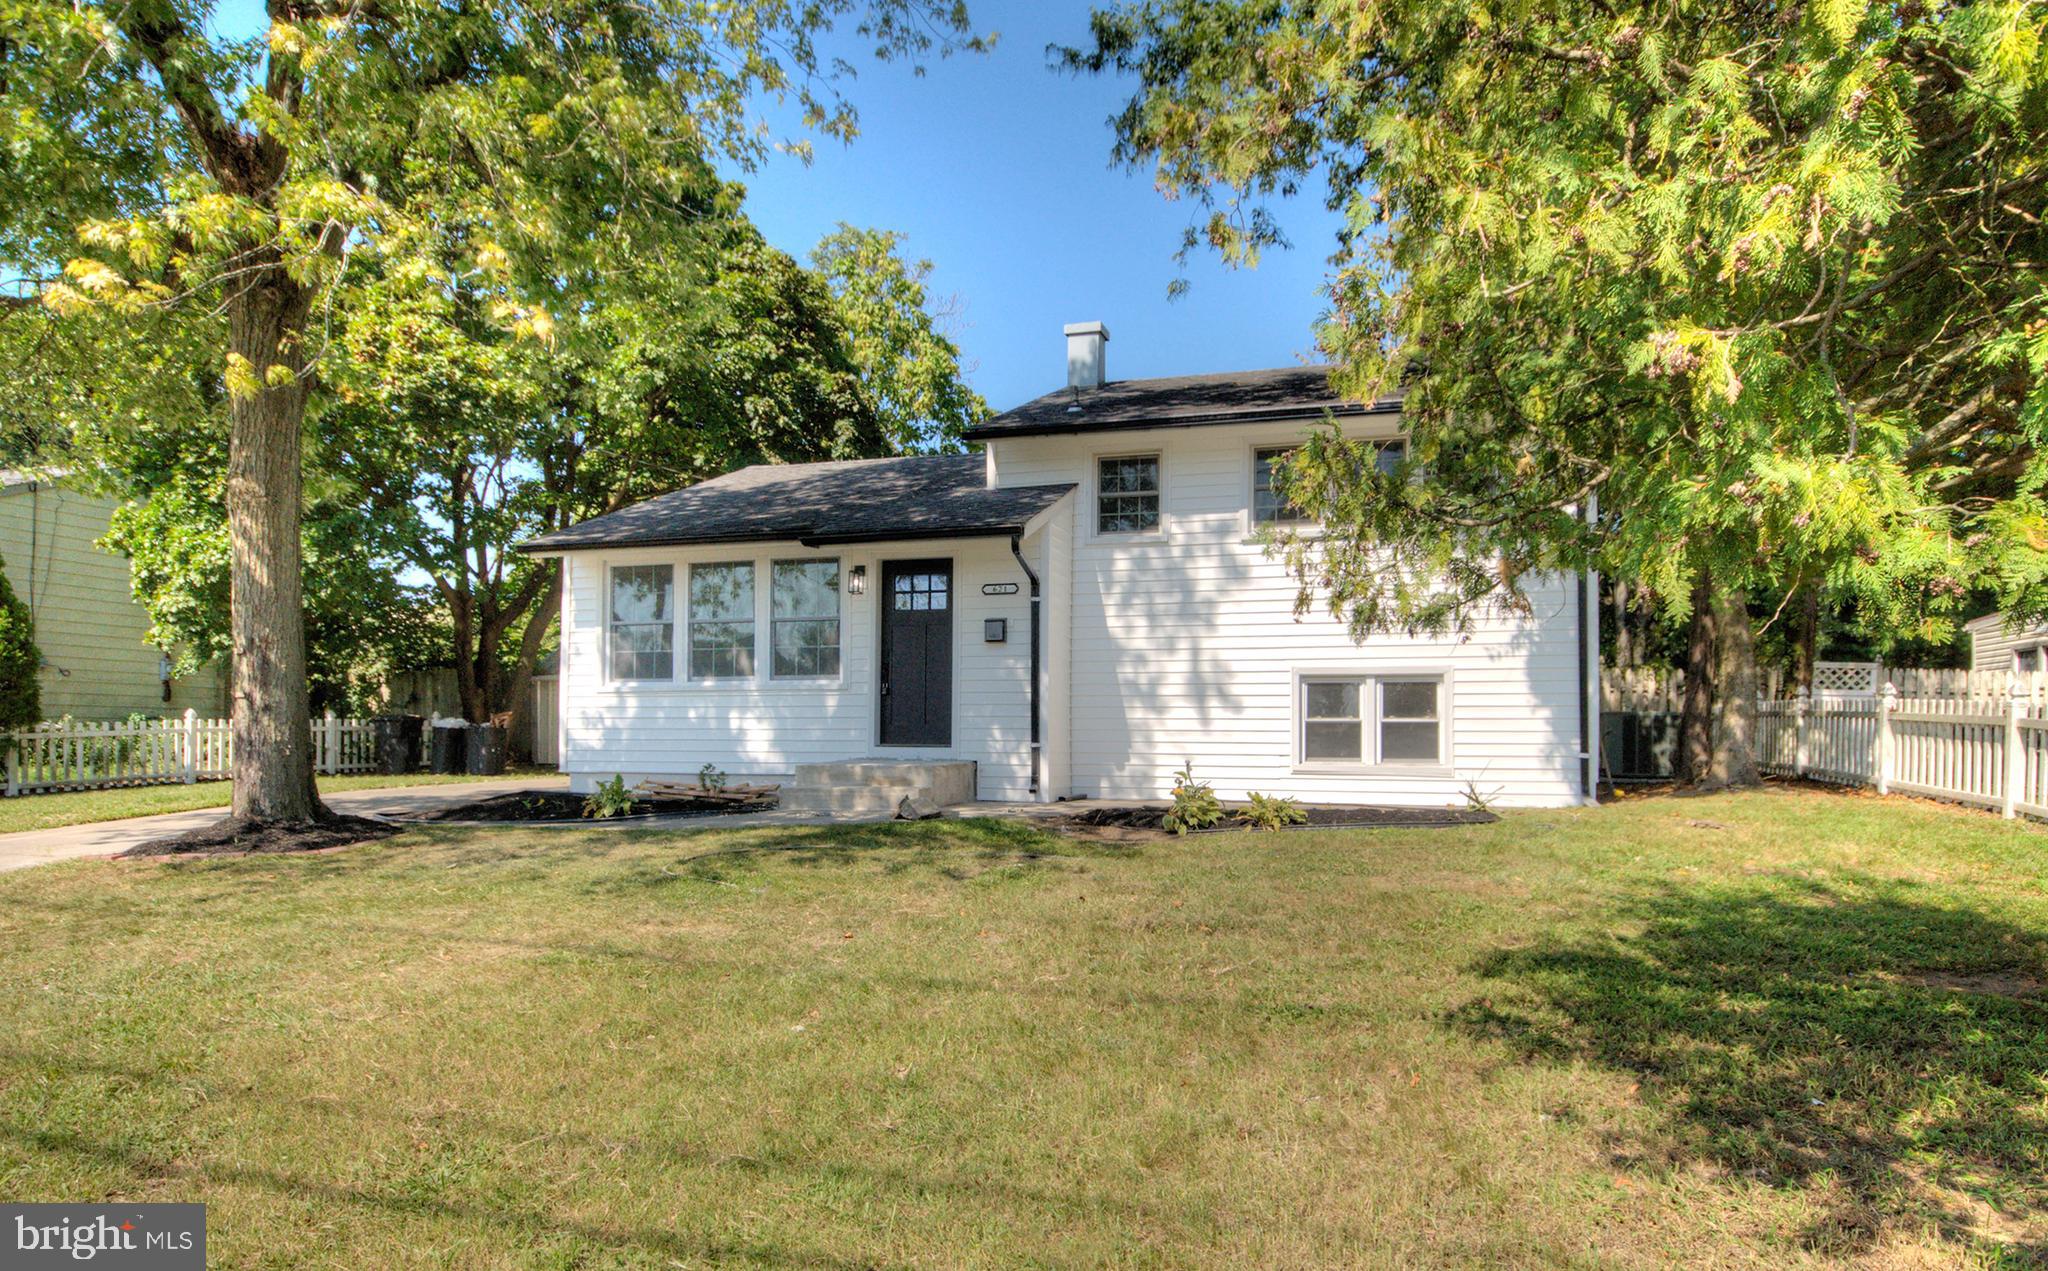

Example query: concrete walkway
[0,775,569,873]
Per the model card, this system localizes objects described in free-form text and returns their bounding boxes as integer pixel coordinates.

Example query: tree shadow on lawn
[1449,871,2048,1256]
[587,816,1137,893]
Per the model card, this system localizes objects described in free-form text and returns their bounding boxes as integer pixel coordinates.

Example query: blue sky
[723,0,1346,411]
[213,0,1344,413]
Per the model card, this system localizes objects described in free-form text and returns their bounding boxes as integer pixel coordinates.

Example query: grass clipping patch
[120,812,400,858]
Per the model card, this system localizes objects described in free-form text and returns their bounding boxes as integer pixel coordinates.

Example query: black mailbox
[984,618,1007,643]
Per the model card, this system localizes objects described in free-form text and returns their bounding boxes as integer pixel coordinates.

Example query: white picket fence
[3,710,380,797]
[1757,687,2048,820]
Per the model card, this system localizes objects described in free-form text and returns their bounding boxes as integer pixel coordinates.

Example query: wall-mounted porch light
[847,564,867,596]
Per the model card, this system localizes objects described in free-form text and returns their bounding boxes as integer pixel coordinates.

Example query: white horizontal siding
[990,420,1585,808]
[1966,613,2048,674]
[558,536,1042,800]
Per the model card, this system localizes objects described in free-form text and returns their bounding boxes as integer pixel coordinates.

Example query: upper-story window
[1253,447,1310,525]
[608,564,675,681]
[1253,440,1405,526]
[1097,454,1160,534]
[771,559,841,678]
[688,562,755,679]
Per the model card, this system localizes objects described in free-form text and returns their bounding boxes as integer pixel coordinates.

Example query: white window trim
[1090,449,1166,541]
[768,556,845,683]
[1248,442,1316,534]
[1238,431,1408,543]
[604,560,677,685]
[1292,667,1455,777]
[686,560,760,684]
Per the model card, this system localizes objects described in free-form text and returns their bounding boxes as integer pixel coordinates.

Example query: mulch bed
[402,790,767,824]
[1061,804,1499,836]
[121,814,401,858]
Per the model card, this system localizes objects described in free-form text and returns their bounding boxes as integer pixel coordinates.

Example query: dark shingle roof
[519,455,1075,554]
[963,365,1400,441]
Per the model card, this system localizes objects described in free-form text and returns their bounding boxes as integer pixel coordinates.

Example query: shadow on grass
[1449,872,2048,1255]
[131,818,1120,894]
[587,816,1136,893]
[0,1119,878,1269]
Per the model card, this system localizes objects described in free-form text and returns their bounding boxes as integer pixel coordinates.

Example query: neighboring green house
[0,474,229,721]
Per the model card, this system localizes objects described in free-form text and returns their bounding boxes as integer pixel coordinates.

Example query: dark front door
[880,559,953,746]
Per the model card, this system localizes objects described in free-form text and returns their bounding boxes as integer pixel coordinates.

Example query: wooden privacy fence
[4,710,380,797]
[1757,687,2048,820]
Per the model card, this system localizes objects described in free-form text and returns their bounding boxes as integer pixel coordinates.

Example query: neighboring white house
[522,325,1600,808]
[1964,611,2048,674]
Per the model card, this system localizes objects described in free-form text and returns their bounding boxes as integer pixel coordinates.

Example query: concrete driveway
[0,775,570,873]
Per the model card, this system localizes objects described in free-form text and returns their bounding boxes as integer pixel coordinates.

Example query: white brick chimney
[1065,321,1109,390]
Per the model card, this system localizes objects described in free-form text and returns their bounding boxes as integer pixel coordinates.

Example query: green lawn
[1,787,2043,1268]
[0,769,549,835]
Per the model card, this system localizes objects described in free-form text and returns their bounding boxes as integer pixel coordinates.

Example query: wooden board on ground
[633,780,779,808]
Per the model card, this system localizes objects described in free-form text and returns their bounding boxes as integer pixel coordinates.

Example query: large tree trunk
[1677,575,1718,785]
[225,260,323,823]
[1707,584,1761,789]
[1612,578,1637,670]
[1793,586,1821,695]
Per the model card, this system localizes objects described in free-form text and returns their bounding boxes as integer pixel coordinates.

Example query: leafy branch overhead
[1068,0,2046,648]
[1,0,986,821]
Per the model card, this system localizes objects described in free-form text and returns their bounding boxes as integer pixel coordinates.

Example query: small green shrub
[1162,760,1224,835]
[582,774,635,819]
[0,556,41,732]
[1239,792,1308,831]
[697,762,728,792]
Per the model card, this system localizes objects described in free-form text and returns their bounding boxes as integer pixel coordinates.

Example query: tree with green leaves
[70,202,974,744]
[1069,0,2045,784]
[812,224,990,451]
[0,554,42,731]
[2,0,982,826]
[319,210,898,736]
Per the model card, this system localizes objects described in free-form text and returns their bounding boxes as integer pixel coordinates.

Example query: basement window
[1300,674,1446,767]
[1378,679,1443,763]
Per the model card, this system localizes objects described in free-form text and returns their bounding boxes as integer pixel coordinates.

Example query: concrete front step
[781,784,929,814]
[784,759,977,813]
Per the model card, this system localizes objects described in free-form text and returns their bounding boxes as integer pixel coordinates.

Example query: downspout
[1009,533,1042,798]
[1579,494,1602,804]
[1578,568,1592,800]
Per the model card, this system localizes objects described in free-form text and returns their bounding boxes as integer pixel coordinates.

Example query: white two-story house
[522,323,1600,808]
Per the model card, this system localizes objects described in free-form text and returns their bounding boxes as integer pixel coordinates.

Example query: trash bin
[428,719,468,774]
[371,714,424,775]
[465,722,508,776]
